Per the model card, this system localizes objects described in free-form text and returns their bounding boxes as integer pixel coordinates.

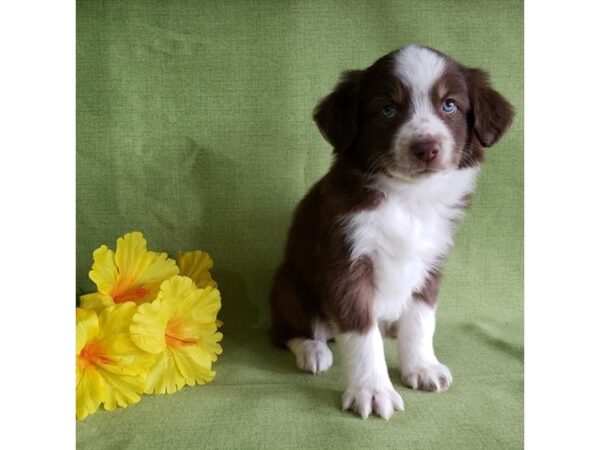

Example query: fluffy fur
[270,45,514,419]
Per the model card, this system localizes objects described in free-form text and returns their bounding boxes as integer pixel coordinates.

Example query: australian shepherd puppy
[270,45,514,419]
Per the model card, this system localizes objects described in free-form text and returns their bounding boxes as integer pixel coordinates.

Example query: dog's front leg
[396,299,452,391]
[338,326,404,419]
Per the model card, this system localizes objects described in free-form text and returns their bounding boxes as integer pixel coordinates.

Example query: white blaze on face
[393,46,455,168]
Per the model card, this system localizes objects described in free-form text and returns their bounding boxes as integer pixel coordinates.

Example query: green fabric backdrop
[76,0,523,448]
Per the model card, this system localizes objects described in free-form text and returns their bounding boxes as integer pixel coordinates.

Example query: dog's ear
[467,68,514,147]
[313,70,363,152]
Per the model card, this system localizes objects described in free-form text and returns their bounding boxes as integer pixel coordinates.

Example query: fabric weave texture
[76,0,523,448]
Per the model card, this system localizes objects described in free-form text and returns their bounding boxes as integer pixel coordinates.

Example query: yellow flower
[80,232,179,312]
[130,276,223,395]
[178,251,223,327]
[178,250,217,289]
[76,304,155,420]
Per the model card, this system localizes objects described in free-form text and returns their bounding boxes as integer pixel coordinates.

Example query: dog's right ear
[313,70,363,153]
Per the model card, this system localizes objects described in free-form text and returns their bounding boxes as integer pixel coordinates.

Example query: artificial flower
[177,251,223,327]
[80,232,179,312]
[76,304,155,420]
[130,276,223,395]
[178,250,217,289]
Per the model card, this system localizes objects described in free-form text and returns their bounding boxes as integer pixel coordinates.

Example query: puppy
[270,45,513,419]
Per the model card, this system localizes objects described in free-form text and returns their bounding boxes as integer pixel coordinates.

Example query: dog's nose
[411,140,440,163]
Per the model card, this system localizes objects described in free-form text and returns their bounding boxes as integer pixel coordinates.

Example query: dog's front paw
[342,385,404,419]
[401,363,452,392]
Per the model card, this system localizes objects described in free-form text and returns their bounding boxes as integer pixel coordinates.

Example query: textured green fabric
[76,0,523,448]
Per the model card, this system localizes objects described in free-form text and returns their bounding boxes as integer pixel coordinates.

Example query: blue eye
[442,99,457,114]
[381,104,396,118]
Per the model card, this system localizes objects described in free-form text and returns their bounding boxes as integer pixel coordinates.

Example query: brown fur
[460,68,514,167]
[270,159,383,346]
[414,270,443,307]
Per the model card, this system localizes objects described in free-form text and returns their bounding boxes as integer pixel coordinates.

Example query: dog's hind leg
[287,319,333,374]
[270,265,333,374]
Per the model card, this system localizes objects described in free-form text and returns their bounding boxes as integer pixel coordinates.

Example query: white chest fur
[345,168,479,321]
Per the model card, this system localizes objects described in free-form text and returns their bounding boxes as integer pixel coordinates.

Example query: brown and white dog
[270,45,514,419]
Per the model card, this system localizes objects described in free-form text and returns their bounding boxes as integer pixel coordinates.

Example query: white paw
[401,363,452,392]
[294,340,333,374]
[342,385,404,420]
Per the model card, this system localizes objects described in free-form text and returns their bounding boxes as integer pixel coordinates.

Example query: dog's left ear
[467,68,514,147]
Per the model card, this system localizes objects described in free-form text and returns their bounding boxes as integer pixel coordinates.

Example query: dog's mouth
[367,151,453,182]
[411,167,440,175]
[376,148,452,179]
[383,164,444,181]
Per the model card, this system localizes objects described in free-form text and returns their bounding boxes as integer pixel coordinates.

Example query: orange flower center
[165,318,199,348]
[79,340,112,367]
[113,287,148,304]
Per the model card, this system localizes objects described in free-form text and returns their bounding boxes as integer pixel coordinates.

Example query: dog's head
[313,45,514,178]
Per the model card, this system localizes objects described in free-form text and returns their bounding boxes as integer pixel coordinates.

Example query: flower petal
[76,308,99,354]
[172,345,215,387]
[76,366,105,420]
[156,275,196,305]
[100,369,145,411]
[189,287,222,325]
[76,309,104,420]
[198,328,224,362]
[114,232,150,278]
[97,303,135,340]
[112,232,179,302]
[178,251,217,289]
[159,277,222,324]
[130,299,171,354]
[144,349,186,395]
[89,245,118,296]
[96,304,156,376]
[79,292,114,313]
